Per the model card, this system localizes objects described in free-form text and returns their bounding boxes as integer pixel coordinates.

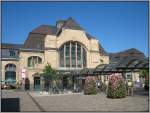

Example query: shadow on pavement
[1,98,20,112]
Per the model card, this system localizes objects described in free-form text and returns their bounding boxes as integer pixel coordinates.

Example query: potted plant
[84,76,97,95]
[107,74,126,99]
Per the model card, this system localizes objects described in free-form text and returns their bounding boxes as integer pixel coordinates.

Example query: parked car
[1,81,16,90]
[1,83,10,89]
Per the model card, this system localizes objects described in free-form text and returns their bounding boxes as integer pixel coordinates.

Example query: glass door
[34,77,40,91]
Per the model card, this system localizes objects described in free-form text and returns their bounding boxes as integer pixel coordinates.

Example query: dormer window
[9,50,16,57]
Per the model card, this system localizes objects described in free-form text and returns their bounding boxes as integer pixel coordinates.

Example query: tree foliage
[139,69,149,78]
[42,63,59,82]
[84,76,97,95]
[139,69,149,90]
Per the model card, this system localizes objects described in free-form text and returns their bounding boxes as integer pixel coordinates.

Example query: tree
[139,69,149,79]
[139,69,149,90]
[42,63,60,92]
[100,59,104,64]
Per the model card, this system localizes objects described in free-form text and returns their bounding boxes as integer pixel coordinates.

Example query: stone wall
[44,29,109,69]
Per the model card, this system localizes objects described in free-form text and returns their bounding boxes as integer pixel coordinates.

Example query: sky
[2,1,148,56]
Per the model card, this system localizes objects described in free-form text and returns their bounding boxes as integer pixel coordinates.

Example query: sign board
[21,68,26,79]
[21,73,26,79]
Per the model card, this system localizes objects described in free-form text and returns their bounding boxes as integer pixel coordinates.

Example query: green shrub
[107,74,126,98]
[84,76,97,95]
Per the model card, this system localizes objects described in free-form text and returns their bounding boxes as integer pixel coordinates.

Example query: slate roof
[85,33,96,40]
[2,17,105,52]
[109,48,146,63]
[23,33,45,50]
[117,56,149,69]
[80,68,95,75]
[1,43,23,49]
[30,25,58,35]
[93,49,149,74]
[98,43,107,55]
[61,17,83,30]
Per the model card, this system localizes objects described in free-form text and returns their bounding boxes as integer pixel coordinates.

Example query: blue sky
[2,1,148,56]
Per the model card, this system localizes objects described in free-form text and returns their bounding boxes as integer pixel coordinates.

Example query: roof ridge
[61,17,83,30]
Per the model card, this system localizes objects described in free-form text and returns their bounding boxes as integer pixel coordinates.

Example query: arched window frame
[28,56,42,67]
[59,41,87,68]
[5,64,16,72]
[5,64,16,81]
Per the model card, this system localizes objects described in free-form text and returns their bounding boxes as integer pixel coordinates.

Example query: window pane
[5,64,16,71]
[83,48,87,67]
[77,44,81,67]
[66,57,70,67]
[28,56,42,67]
[66,43,70,67]
[28,57,32,67]
[59,42,86,68]
[60,47,64,67]
[38,57,42,63]
[66,43,70,57]
[9,50,16,57]
[5,72,16,81]
[71,42,76,67]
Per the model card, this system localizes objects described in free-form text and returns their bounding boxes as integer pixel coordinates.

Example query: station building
[1,17,148,91]
[1,17,109,90]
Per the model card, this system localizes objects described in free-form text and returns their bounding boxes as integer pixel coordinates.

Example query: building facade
[1,17,109,90]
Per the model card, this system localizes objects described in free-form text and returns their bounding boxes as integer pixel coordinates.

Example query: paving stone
[1,89,149,112]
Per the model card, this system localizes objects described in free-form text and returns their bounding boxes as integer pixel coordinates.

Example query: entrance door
[34,77,40,91]
[63,77,68,89]
[25,78,30,90]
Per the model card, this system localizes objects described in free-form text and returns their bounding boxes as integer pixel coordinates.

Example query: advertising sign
[21,68,26,79]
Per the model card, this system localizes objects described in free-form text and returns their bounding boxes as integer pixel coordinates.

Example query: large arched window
[28,56,42,67]
[5,64,16,82]
[59,41,87,68]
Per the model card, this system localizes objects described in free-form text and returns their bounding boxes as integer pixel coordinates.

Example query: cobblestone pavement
[30,90,149,111]
[1,90,41,112]
[1,88,149,112]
